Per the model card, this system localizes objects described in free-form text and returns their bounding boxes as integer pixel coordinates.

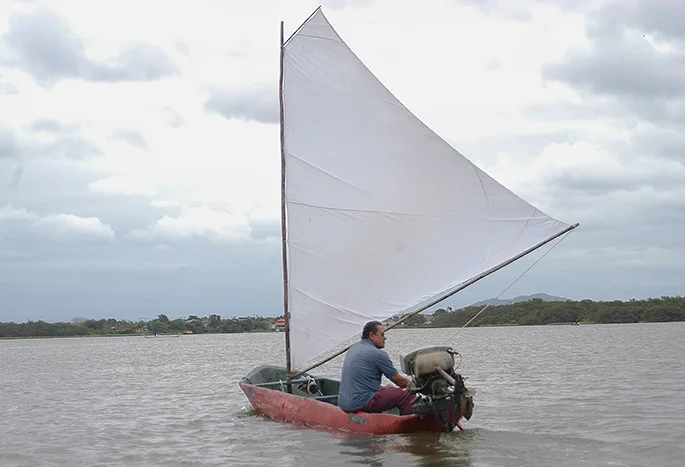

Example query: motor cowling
[401,346,458,392]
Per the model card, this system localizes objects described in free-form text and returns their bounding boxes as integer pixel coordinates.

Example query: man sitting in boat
[338,321,416,415]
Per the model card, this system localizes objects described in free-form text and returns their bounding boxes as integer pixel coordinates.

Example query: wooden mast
[279,20,293,392]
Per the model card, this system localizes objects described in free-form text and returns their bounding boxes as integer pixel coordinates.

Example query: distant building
[274,318,286,332]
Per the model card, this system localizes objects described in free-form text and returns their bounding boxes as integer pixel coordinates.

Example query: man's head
[362,320,386,348]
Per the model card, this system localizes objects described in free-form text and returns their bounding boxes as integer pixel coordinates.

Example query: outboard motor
[400,346,474,432]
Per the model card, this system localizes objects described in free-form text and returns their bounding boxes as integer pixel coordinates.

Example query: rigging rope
[443,229,574,345]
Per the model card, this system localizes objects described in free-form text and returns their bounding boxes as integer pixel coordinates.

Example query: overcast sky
[0,0,683,323]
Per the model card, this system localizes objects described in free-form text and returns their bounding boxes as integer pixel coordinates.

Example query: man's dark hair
[362,321,382,339]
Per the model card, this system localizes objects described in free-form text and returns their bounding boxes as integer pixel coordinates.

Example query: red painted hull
[240,383,460,434]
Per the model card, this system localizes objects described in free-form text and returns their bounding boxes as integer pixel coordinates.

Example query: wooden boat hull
[239,365,461,434]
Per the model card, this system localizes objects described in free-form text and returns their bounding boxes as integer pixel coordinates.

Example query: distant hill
[465,293,570,308]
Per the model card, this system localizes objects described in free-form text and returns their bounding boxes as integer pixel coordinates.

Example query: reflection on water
[1,323,684,467]
[390,432,474,467]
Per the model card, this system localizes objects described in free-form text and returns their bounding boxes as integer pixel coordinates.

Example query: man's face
[369,325,386,349]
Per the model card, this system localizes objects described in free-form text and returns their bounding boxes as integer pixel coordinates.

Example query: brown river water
[1,323,684,466]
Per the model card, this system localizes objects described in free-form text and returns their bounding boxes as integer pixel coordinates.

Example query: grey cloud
[588,0,685,42]
[631,98,685,127]
[0,126,21,160]
[539,0,685,146]
[205,88,278,124]
[88,44,179,82]
[49,136,101,159]
[4,8,85,83]
[533,173,685,240]
[457,0,593,19]
[549,172,643,195]
[524,99,635,123]
[549,160,684,196]
[3,8,178,86]
[0,229,283,322]
[544,36,685,100]
[248,218,281,241]
[31,118,80,134]
[0,122,101,162]
[0,158,287,322]
[1,161,151,228]
[633,126,685,162]
[542,154,685,215]
[30,119,100,159]
[526,95,685,133]
[9,164,24,197]
[439,228,685,309]
[113,129,148,150]
[544,1,685,103]
[458,131,685,247]
[457,130,685,261]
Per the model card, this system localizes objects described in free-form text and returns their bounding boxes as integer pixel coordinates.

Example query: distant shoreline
[0,314,279,339]
[2,296,683,339]
[1,320,682,340]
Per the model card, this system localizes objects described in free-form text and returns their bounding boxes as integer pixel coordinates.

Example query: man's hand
[390,373,411,389]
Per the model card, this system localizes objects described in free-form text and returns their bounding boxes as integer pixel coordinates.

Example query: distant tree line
[3,297,684,338]
[0,314,276,338]
[427,296,685,328]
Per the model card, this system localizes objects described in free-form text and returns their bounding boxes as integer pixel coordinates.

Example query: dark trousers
[361,388,416,415]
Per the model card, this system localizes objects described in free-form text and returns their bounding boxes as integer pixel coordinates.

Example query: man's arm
[389,373,411,388]
[377,351,411,389]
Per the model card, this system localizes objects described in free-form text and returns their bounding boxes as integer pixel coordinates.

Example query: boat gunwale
[246,377,337,388]
[240,382,425,421]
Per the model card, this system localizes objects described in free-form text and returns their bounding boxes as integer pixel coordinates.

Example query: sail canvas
[282,9,572,367]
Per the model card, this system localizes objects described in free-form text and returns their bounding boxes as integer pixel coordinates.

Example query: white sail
[282,9,572,367]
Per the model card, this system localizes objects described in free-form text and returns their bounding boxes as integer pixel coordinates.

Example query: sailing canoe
[240,365,459,434]
[240,5,575,435]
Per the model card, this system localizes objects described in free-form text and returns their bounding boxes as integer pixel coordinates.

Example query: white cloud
[89,174,156,197]
[0,204,36,221]
[0,204,114,241]
[32,213,115,241]
[129,205,251,242]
